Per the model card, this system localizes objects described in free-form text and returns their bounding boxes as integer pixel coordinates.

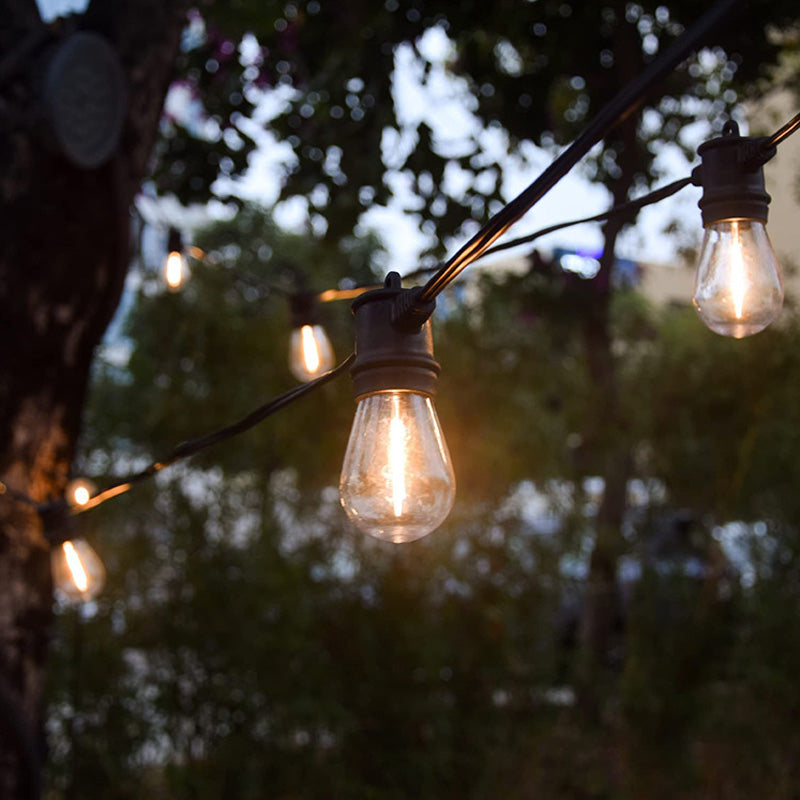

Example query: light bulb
[288,324,335,382]
[51,539,106,603]
[693,218,783,338]
[65,478,96,509]
[340,390,455,543]
[164,250,185,291]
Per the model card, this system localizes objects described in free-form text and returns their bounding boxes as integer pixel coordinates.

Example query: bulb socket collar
[167,227,183,253]
[350,272,440,400]
[695,121,771,226]
[289,291,321,328]
[38,499,75,547]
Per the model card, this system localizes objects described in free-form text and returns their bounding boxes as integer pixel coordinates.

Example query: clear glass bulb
[693,219,783,338]
[51,539,106,603]
[165,250,185,291]
[289,324,335,382]
[340,391,456,543]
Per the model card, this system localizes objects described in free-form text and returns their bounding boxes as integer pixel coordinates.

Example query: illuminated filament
[62,541,89,593]
[731,221,746,320]
[72,485,90,506]
[388,395,407,518]
[165,251,184,289]
[300,325,321,374]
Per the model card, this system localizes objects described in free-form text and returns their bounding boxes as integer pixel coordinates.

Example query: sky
[37,0,707,275]
[215,25,706,274]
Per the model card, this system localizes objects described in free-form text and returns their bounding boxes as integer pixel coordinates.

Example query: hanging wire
[11,102,794,519]
[1,355,354,516]
[72,352,355,514]
[766,111,800,148]
[418,0,743,302]
[0,480,39,508]
[479,176,694,259]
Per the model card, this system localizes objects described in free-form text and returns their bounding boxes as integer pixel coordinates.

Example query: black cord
[480,176,694,259]
[419,0,743,302]
[72,353,355,514]
[0,481,38,509]
[767,111,800,149]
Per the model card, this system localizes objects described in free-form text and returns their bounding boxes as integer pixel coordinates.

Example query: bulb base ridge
[350,272,440,400]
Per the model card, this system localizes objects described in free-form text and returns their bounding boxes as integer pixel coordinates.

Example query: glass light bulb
[693,219,783,338]
[340,391,455,543]
[289,324,335,382]
[165,250,185,291]
[51,539,106,603]
[65,478,96,508]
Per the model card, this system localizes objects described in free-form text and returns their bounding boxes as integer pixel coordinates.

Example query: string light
[2,108,798,536]
[1,43,797,552]
[288,292,336,382]
[692,121,784,337]
[164,228,187,291]
[339,273,455,543]
[65,478,97,509]
[51,539,106,603]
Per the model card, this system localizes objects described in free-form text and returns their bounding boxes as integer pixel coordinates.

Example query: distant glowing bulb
[165,250,185,291]
[51,539,106,603]
[66,478,96,508]
[693,219,783,338]
[289,324,335,382]
[63,541,88,591]
[340,391,455,544]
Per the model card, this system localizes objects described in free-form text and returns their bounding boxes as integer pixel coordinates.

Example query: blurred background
[13,0,800,798]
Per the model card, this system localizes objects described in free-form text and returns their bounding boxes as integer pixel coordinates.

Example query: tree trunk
[0,2,187,795]
[575,15,644,717]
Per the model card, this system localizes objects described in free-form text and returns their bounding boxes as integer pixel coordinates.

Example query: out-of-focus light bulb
[165,250,185,291]
[51,539,106,603]
[693,218,783,338]
[289,324,335,382]
[340,390,455,543]
[66,478,96,509]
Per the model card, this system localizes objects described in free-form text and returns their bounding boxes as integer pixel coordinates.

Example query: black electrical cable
[766,111,800,149]
[419,0,743,302]
[0,481,38,508]
[7,103,796,517]
[72,352,355,514]
[480,176,694,259]
[313,178,693,293]
[1,356,354,516]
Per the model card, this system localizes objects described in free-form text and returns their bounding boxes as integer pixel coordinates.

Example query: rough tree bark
[0,2,188,795]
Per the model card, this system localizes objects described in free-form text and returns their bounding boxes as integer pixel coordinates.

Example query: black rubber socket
[695,121,771,226]
[350,272,440,400]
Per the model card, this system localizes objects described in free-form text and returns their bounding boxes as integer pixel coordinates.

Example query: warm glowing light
[388,394,407,517]
[51,539,106,603]
[730,221,745,320]
[289,324,335,382]
[62,541,89,592]
[165,251,184,290]
[340,391,455,543]
[301,325,321,374]
[693,219,783,338]
[66,478,96,508]
[73,486,90,506]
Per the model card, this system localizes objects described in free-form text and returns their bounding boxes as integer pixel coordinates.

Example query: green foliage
[50,198,800,797]
[156,1,800,248]
[46,1,800,797]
